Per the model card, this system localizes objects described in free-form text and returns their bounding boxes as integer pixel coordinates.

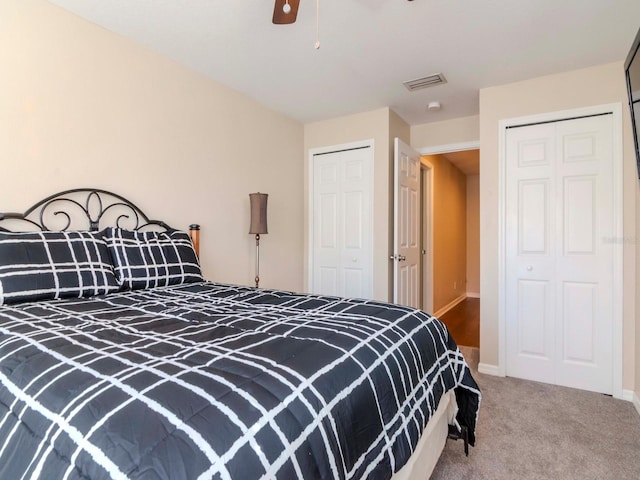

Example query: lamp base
[255,233,261,288]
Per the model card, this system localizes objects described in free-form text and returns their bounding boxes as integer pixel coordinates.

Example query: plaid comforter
[0,282,480,480]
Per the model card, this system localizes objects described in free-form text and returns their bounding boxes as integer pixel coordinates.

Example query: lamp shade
[249,193,268,234]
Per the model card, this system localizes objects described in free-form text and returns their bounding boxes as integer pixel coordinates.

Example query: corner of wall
[633,391,640,417]
[478,363,501,377]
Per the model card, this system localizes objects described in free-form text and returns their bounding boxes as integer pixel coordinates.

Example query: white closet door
[505,122,557,385]
[312,147,372,299]
[505,114,614,394]
[554,115,613,392]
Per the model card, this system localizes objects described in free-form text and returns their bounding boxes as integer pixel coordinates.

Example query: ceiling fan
[272,0,300,25]
[272,0,415,25]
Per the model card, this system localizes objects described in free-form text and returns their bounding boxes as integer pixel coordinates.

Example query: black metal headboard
[0,188,201,255]
[0,188,173,233]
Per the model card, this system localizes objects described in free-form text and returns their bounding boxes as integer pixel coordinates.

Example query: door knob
[527,265,533,271]
[399,255,406,261]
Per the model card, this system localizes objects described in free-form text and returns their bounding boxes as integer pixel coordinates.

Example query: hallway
[437,298,479,348]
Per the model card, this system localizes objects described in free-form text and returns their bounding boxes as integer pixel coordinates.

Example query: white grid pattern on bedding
[103,228,202,290]
[0,231,119,305]
[0,282,480,480]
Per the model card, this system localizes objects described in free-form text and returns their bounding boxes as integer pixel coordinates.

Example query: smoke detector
[427,101,442,111]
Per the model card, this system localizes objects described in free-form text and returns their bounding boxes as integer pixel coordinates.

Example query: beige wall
[479,62,636,392]
[422,154,467,312]
[390,110,412,149]
[303,108,409,301]
[411,115,479,149]
[637,183,640,405]
[466,174,480,296]
[0,0,304,292]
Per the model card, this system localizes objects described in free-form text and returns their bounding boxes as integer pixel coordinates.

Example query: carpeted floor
[431,347,640,480]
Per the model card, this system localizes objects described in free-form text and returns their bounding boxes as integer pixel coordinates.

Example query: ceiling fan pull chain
[314,0,320,49]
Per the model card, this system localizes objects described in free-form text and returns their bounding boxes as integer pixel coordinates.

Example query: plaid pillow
[103,228,202,290]
[0,231,120,305]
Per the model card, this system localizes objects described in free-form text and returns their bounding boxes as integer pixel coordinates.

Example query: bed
[0,189,480,480]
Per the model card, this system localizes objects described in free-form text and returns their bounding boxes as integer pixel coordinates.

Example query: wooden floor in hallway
[437,297,479,348]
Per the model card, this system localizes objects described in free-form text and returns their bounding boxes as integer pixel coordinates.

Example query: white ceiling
[48,0,640,126]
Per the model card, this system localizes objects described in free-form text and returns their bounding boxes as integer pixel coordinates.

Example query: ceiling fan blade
[273,0,300,24]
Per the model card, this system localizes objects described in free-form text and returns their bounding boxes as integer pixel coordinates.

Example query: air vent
[403,73,447,92]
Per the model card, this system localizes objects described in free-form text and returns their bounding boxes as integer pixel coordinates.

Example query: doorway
[418,143,480,317]
[418,142,480,348]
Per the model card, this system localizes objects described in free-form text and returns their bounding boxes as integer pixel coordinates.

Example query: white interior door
[393,138,421,308]
[311,146,372,299]
[505,114,614,394]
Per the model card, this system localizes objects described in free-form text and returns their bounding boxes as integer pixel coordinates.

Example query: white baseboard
[621,389,634,402]
[478,363,502,376]
[433,294,467,318]
[633,392,640,418]
[476,369,638,409]
[466,292,480,298]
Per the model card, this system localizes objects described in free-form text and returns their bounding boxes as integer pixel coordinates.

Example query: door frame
[421,160,434,313]
[307,139,375,297]
[418,141,480,314]
[497,103,624,399]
